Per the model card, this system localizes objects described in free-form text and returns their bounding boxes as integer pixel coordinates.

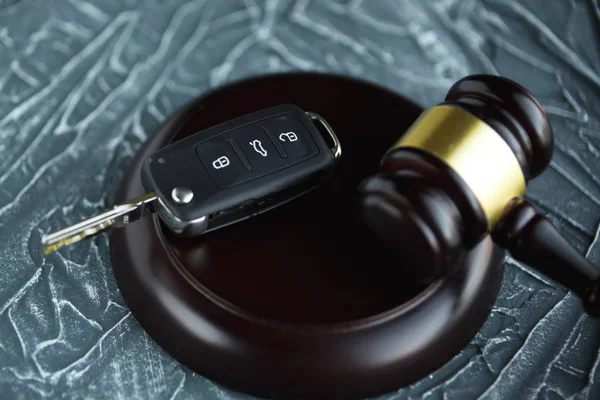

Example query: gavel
[358,74,600,316]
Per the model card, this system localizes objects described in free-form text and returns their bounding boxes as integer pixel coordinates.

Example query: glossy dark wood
[360,73,600,316]
[110,73,505,399]
[358,73,554,280]
[359,149,488,281]
[444,76,600,315]
[445,74,554,179]
[494,199,600,316]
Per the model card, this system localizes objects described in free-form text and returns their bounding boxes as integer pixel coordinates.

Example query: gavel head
[358,74,554,281]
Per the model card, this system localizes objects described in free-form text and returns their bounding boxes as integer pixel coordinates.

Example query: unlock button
[264,113,319,164]
[195,134,252,188]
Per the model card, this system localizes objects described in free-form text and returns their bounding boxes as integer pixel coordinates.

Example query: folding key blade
[42,192,158,255]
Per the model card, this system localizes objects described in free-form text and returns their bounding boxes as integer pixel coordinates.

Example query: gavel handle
[493,198,600,316]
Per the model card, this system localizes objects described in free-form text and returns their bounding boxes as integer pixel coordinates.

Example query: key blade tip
[40,220,113,255]
[42,244,58,255]
[39,192,157,255]
[41,234,57,255]
[41,233,87,255]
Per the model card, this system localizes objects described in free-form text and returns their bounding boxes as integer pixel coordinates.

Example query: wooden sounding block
[110,73,504,399]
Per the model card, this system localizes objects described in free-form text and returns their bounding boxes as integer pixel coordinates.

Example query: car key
[41,104,342,254]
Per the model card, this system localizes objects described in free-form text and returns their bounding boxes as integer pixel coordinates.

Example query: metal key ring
[306,111,342,162]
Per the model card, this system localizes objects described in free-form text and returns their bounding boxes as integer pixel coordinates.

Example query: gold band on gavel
[390,105,526,230]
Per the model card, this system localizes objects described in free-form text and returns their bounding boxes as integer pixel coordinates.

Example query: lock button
[195,134,252,188]
[263,114,319,164]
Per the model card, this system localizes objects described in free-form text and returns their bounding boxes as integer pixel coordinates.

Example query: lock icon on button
[212,156,230,169]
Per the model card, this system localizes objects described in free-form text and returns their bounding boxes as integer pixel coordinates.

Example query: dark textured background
[0,0,599,399]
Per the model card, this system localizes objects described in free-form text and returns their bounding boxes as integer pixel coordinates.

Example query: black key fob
[141,104,342,236]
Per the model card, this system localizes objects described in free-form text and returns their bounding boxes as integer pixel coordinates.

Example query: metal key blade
[42,192,158,255]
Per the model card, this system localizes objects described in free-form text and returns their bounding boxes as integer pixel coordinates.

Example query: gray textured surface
[0,0,599,399]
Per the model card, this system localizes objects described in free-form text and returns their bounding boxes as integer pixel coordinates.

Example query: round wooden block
[110,73,504,399]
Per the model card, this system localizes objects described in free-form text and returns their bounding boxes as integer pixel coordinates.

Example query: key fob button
[228,126,288,178]
[263,114,319,164]
[195,135,252,188]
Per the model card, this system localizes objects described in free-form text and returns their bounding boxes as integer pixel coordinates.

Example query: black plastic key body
[141,104,338,237]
